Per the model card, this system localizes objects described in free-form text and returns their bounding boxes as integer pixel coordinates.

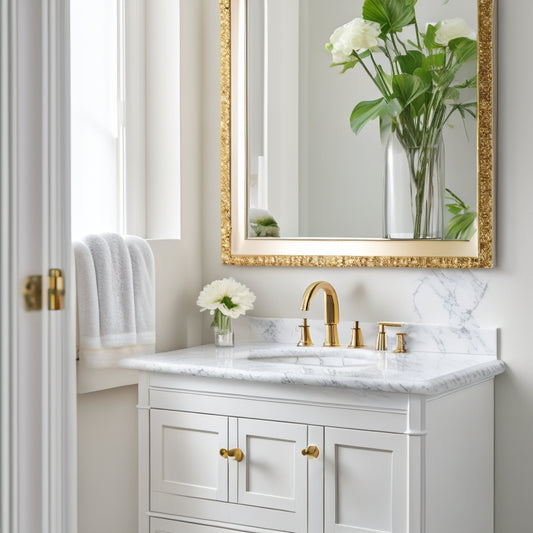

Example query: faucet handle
[375,322,402,351]
[348,321,365,348]
[378,322,403,328]
[297,318,313,347]
[394,333,407,353]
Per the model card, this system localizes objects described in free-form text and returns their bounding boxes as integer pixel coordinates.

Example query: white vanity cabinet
[137,372,495,533]
[150,410,309,530]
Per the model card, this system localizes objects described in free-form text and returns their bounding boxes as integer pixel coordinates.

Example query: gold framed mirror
[220,0,494,267]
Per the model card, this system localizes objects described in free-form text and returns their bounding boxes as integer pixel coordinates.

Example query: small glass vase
[384,132,445,239]
[213,314,234,347]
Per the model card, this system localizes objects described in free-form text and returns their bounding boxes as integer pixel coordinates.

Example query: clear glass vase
[384,132,445,239]
[213,314,234,347]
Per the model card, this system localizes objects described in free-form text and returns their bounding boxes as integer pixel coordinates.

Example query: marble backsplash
[234,316,497,358]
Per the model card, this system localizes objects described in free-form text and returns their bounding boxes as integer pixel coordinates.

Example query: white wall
[201,1,533,532]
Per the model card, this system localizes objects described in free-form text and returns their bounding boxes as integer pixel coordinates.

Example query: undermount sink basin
[247,346,378,368]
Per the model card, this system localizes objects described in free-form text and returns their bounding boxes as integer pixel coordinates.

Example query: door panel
[236,418,307,514]
[325,427,408,533]
[151,410,228,501]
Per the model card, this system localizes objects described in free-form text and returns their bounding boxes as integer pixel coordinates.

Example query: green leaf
[444,188,477,240]
[220,295,238,310]
[396,50,425,74]
[446,204,463,215]
[350,98,401,135]
[449,37,477,64]
[407,39,422,50]
[433,66,459,87]
[422,52,446,70]
[391,73,428,110]
[362,0,416,34]
[449,102,477,120]
[423,24,440,49]
[329,50,371,73]
[445,87,461,101]
[445,212,477,240]
[339,60,359,73]
[452,75,477,89]
[374,65,393,95]
[446,188,470,210]
[413,67,432,87]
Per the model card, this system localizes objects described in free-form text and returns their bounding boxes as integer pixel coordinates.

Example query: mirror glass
[247,0,476,239]
[221,0,494,267]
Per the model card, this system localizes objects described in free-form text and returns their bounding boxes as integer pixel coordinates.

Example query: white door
[150,410,229,502]
[324,427,408,533]
[0,1,75,533]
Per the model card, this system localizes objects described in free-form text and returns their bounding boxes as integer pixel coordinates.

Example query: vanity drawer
[150,517,250,533]
[148,380,409,434]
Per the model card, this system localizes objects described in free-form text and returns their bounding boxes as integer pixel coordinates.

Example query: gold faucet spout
[300,281,340,346]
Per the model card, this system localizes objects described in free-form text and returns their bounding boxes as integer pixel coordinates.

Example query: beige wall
[200,1,533,532]
[78,1,533,532]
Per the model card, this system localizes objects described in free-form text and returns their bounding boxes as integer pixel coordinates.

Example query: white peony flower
[328,18,381,63]
[435,18,476,46]
[197,278,256,319]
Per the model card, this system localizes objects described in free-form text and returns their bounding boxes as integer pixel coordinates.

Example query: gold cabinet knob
[219,448,244,462]
[301,445,320,458]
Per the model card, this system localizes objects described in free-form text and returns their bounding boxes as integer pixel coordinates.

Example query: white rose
[328,18,381,63]
[435,18,476,46]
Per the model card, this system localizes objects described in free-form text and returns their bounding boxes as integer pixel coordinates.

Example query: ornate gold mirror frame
[220,0,495,268]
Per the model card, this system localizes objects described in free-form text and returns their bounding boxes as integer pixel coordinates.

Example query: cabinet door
[151,410,228,502]
[235,418,308,516]
[325,427,408,533]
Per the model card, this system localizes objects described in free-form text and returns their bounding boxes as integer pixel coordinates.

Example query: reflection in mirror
[247,0,477,240]
[220,0,494,267]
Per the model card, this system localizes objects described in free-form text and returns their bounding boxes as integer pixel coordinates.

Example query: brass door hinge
[23,275,43,311]
[23,269,65,311]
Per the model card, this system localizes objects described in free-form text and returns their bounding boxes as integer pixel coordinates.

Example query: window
[70,0,181,241]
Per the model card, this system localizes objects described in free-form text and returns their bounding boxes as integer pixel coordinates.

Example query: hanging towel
[74,233,156,368]
[124,235,156,347]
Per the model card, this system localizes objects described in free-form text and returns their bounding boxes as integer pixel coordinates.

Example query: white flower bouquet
[197,278,256,345]
[326,0,477,239]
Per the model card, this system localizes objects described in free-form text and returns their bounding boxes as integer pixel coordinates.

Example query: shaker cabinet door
[150,410,229,502]
[235,418,308,516]
[324,427,408,533]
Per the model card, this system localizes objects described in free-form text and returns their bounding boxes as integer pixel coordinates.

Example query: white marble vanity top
[121,332,504,396]
[119,318,504,395]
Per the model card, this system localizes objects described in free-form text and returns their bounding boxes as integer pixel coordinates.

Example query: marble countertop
[119,342,505,395]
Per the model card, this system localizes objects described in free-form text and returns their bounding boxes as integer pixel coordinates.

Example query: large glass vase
[384,132,445,239]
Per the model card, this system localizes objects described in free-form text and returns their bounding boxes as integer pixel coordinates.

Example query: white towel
[74,233,156,368]
[124,235,156,346]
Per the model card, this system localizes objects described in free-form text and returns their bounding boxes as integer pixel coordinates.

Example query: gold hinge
[23,275,43,311]
[23,269,65,311]
[48,269,65,311]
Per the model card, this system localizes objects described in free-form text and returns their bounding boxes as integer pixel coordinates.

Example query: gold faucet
[300,281,340,347]
[375,322,402,351]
